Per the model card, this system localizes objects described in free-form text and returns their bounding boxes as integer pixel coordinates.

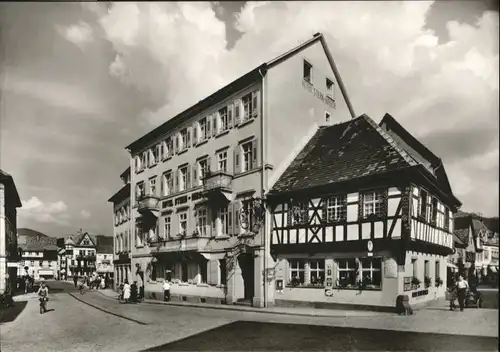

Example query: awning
[447,262,458,269]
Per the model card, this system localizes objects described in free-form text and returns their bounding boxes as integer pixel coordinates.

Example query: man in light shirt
[163,280,171,302]
[456,275,469,311]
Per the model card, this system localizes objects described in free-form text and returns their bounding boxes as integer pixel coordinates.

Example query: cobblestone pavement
[2,281,497,352]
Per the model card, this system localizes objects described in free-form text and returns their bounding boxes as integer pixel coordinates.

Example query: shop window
[289,259,305,285]
[337,259,357,287]
[200,262,207,284]
[309,260,325,285]
[361,258,381,289]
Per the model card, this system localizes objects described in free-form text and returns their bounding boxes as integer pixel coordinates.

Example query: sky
[0,1,498,237]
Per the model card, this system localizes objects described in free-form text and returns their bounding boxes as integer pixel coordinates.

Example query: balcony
[154,235,211,254]
[201,171,233,201]
[137,194,160,216]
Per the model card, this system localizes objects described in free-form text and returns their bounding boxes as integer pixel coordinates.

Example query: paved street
[1,281,498,352]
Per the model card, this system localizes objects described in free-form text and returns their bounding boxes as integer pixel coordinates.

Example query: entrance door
[238,253,255,300]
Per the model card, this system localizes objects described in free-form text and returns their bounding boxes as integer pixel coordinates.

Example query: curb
[68,292,148,325]
[96,291,387,318]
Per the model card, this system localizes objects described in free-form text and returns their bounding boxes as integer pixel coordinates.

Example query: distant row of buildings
[106,32,498,312]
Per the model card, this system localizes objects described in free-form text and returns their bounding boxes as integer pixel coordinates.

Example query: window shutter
[211,209,217,236]
[252,91,259,118]
[209,260,219,285]
[228,203,234,236]
[206,156,212,173]
[193,123,198,145]
[187,128,192,148]
[234,146,240,174]
[252,138,259,169]
[358,193,364,220]
[174,169,178,193]
[228,104,234,129]
[186,165,191,189]
[168,174,173,195]
[160,174,164,197]
[233,201,241,236]
[173,135,177,154]
[207,117,212,138]
[192,163,198,187]
[213,114,218,135]
[322,198,328,223]
[234,100,241,125]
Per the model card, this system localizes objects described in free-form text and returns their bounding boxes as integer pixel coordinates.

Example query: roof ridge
[361,114,419,168]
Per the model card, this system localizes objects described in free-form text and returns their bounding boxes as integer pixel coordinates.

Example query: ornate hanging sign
[239,197,266,233]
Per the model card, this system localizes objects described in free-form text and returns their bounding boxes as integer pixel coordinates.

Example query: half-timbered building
[267,113,462,311]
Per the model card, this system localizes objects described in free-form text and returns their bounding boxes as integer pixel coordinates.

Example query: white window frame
[149,177,156,196]
[199,117,207,142]
[326,196,344,222]
[136,182,145,199]
[241,142,253,173]
[148,147,157,167]
[217,150,227,172]
[303,60,312,83]
[178,166,188,192]
[136,220,143,247]
[361,258,382,288]
[242,93,253,122]
[419,189,428,218]
[179,129,188,152]
[218,107,228,133]
[198,159,209,186]
[326,78,334,98]
[162,172,172,196]
[363,191,383,217]
[289,259,305,285]
[336,259,357,287]
[179,212,188,236]
[196,208,208,236]
[218,206,229,236]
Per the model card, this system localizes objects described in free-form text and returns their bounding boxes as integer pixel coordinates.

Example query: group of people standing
[72,274,110,290]
[447,274,478,311]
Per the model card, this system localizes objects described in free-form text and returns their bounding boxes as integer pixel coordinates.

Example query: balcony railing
[202,171,233,193]
[137,194,160,214]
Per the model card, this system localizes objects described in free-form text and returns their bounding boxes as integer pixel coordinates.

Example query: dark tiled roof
[472,219,489,237]
[271,115,413,193]
[453,229,469,245]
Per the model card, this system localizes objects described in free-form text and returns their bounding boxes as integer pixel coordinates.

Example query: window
[136,182,145,199]
[220,259,227,285]
[162,172,172,196]
[325,111,331,124]
[431,198,438,224]
[326,78,334,98]
[241,141,253,172]
[241,200,254,232]
[218,206,229,235]
[363,190,384,217]
[424,260,430,279]
[141,152,147,170]
[412,258,418,278]
[179,212,188,236]
[199,117,207,142]
[148,147,158,167]
[435,261,440,279]
[196,208,208,236]
[178,166,188,192]
[309,260,325,285]
[241,92,257,122]
[218,107,228,133]
[217,150,227,172]
[149,177,157,196]
[290,200,308,225]
[419,190,428,219]
[337,259,357,287]
[303,60,312,83]
[326,196,346,222]
[135,156,143,172]
[289,259,305,284]
[161,139,173,160]
[164,216,171,239]
[179,128,188,152]
[136,219,143,246]
[361,258,381,288]
[198,158,209,186]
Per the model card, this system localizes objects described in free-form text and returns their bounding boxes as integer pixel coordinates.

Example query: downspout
[258,66,268,308]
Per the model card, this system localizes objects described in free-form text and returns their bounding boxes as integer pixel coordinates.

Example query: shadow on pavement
[142,321,499,352]
[0,301,28,324]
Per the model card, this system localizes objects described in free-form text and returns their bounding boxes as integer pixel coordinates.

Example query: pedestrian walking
[447,278,457,311]
[123,280,131,303]
[130,281,138,303]
[456,275,469,312]
[163,280,171,302]
[73,276,78,288]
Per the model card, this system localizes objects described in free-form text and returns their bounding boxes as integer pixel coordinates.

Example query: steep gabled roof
[126,32,355,153]
[19,234,58,252]
[271,114,415,193]
[108,183,130,203]
[453,228,470,246]
[379,114,455,198]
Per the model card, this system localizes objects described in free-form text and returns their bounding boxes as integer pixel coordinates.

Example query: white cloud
[79,2,497,215]
[80,210,91,219]
[1,71,109,117]
[56,21,94,49]
[19,197,69,225]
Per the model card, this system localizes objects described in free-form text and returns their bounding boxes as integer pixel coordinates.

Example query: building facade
[122,33,356,306]
[96,236,114,283]
[453,216,486,283]
[60,231,98,278]
[0,170,22,294]
[18,229,58,280]
[108,167,132,289]
[267,114,461,311]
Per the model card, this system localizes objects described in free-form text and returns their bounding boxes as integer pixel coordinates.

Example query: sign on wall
[275,279,284,294]
[403,277,412,292]
[326,264,333,288]
[384,258,398,278]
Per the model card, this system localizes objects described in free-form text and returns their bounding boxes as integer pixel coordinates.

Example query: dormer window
[303,60,312,83]
[241,92,258,122]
